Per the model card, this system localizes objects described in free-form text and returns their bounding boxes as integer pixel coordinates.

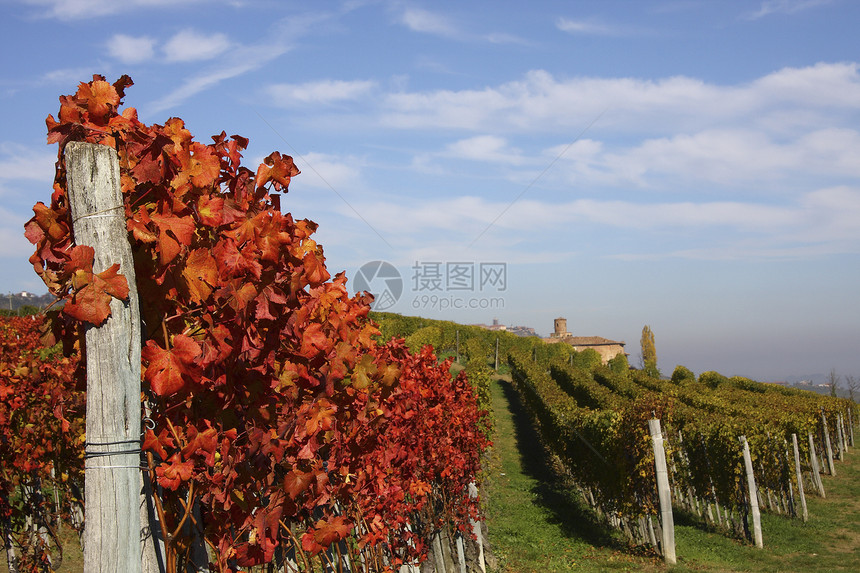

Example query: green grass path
[484,376,860,573]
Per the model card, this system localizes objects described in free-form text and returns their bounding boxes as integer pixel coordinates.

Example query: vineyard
[369,313,858,567]
[1,75,857,573]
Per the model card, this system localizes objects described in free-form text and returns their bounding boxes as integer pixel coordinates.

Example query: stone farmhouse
[543,317,626,364]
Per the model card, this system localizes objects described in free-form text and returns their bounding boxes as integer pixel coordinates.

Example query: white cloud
[146,41,288,114]
[744,0,833,20]
[107,34,156,64]
[21,0,204,20]
[267,80,376,106]
[146,12,326,113]
[374,63,860,192]
[39,67,103,85]
[0,144,56,186]
[750,62,860,108]
[371,63,860,193]
[163,29,231,63]
[443,136,523,164]
[0,206,36,258]
[380,64,860,134]
[400,7,458,37]
[556,17,617,35]
[483,32,530,45]
[798,186,860,241]
[593,127,860,188]
[337,184,860,260]
[290,152,365,192]
[397,6,521,44]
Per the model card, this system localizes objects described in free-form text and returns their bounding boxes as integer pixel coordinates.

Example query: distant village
[2,290,54,313]
[472,316,850,396]
[473,316,626,364]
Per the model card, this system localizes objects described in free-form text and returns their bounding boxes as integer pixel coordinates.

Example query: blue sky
[1,0,859,381]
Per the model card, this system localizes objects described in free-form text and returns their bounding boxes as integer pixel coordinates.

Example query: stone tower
[552,317,570,338]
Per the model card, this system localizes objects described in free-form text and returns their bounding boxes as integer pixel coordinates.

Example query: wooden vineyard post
[468,482,486,573]
[808,433,826,498]
[648,419,676,565]
[432,530,447,573]
[455,533,467,573]
[821,410,836,475]
[837,413,846,457]
[848,408,855,447]
[791,434,808,522]
[65,142,143,573]
[739,436,763,548]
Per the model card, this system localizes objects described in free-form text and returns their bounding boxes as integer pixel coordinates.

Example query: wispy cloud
[0,206,36,259]
[379,64,860,135]
[146,41,288,114]
[146,12,329,114]
[163,29,231,62]
[20,0,205,20]
[396,6,527,44]
[586,127,860,188]
[104,29,234,65]
[400,7,459,37]
[0,144,56,187]
[106,34,156,64]
[267,79,377,106]
[483,32,530,45]
[744,0,833,20]
[556,17,619,36]
[442,136,524,164]
[289,152,367,192]
[342,185,860,260]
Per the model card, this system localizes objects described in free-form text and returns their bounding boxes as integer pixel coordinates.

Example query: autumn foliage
[17,76,489,571]
[0,316,82,570]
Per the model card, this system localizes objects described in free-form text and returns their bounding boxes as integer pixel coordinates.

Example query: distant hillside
[1,291,54,313]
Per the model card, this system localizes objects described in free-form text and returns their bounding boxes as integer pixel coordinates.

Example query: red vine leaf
[181,248,218,303]
[155,454,194,490]
[142,334,202,396]
[284,469,314,500]
[78,78,120,124]
[255,151,299,191]
[61,246,129,326]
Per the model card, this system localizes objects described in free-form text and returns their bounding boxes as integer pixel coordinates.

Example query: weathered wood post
[66,141,143,573]
[648,419,676,565]
[455,533,467,573]
[836,413,846,457]
[821,410,836,475]
[791,434,808,522]
[431,530,447,573]
[468,482,486,573]
[808,433,826,498]
[739,436,763,548]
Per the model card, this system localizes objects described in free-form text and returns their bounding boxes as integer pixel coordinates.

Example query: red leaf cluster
[24,75,489,572]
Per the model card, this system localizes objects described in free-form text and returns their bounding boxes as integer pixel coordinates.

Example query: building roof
[564,336,625,347]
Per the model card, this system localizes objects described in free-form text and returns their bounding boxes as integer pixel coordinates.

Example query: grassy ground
[484,375,860,573]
